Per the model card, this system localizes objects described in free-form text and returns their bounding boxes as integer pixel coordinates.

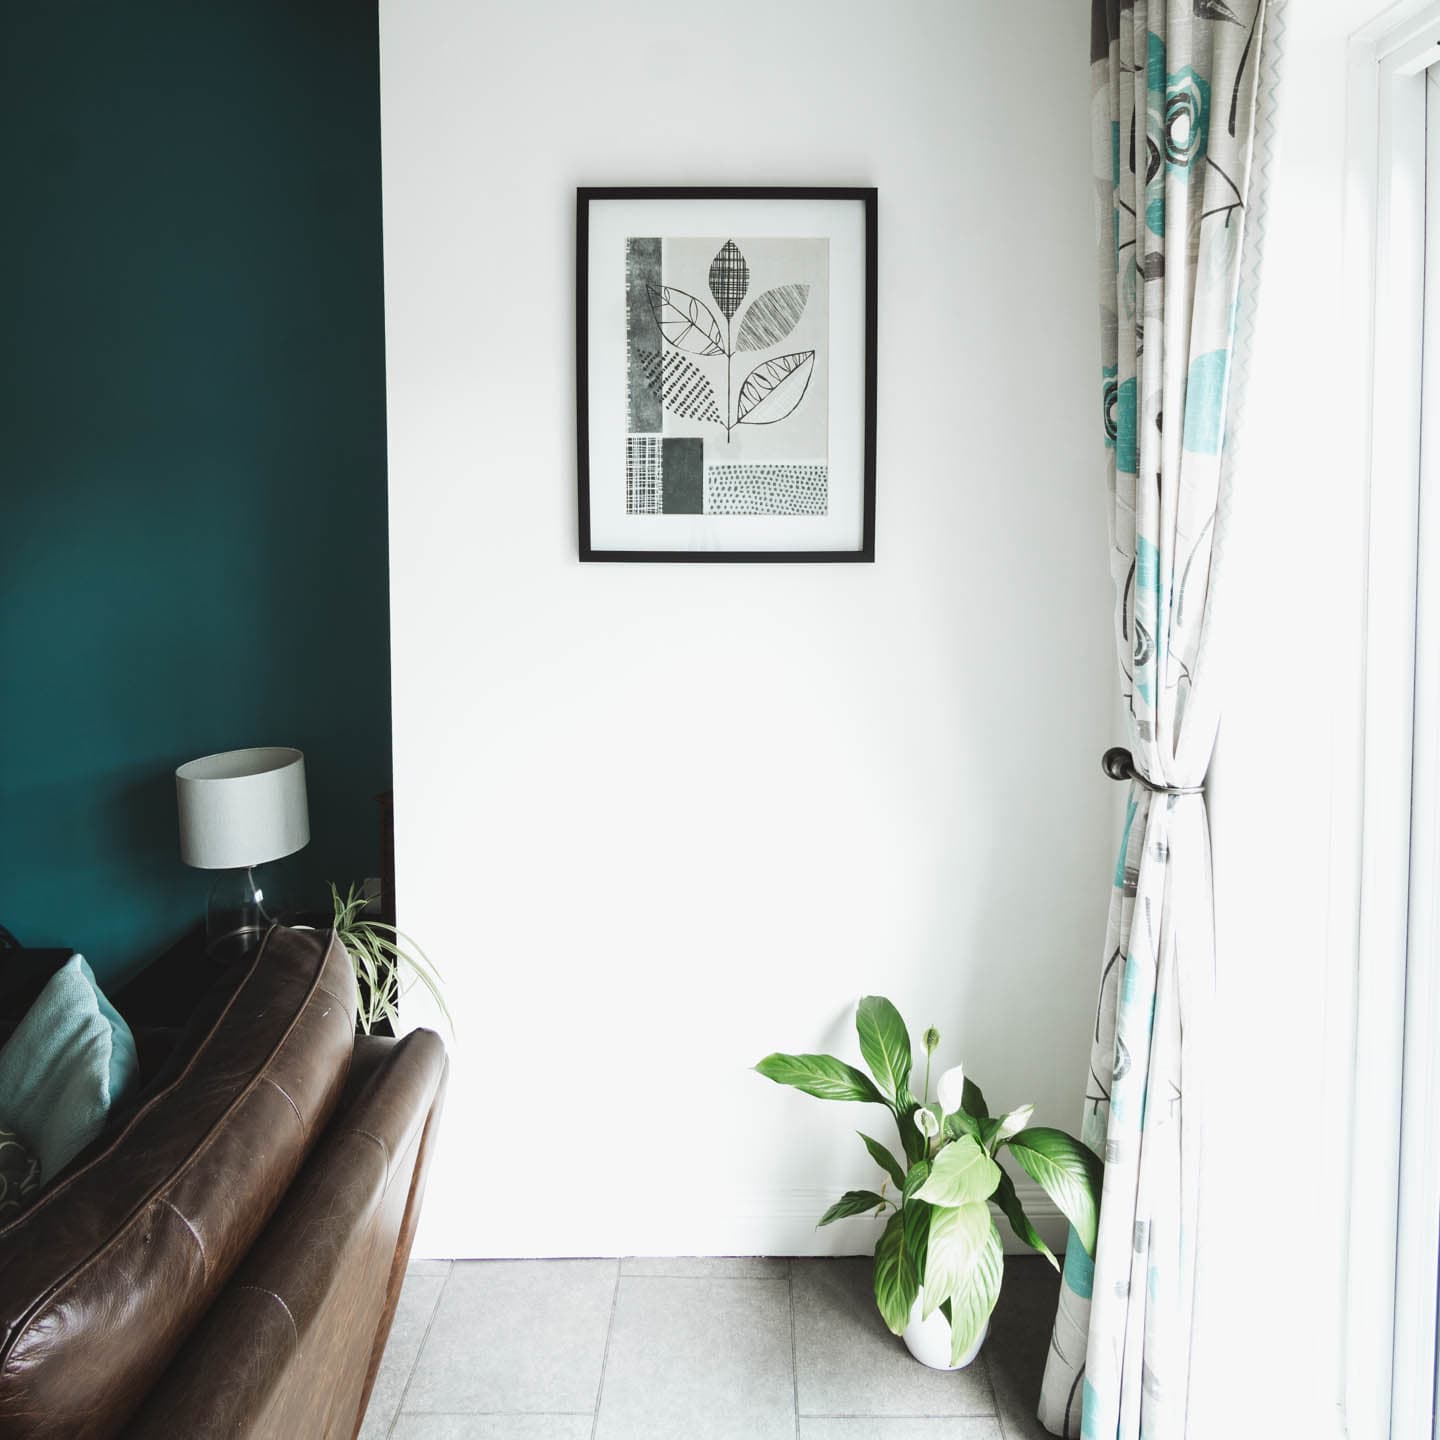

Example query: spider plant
[329,882,452,1036]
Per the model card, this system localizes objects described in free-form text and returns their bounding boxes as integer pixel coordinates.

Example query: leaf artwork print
[708,239,750,319]
[735,351,816,425]
[636,242,818,439]
[635,348,722,425]
[646,286,725,356]
[624,235,828,516]
[735,284,811,351]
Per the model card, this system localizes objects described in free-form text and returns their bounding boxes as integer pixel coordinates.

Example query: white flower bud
[914,1107,940,1140]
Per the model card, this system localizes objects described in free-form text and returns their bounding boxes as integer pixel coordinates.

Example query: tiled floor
[361,1255,1061,1440]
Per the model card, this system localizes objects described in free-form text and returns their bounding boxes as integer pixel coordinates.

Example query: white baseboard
[413,1181,1070,1262]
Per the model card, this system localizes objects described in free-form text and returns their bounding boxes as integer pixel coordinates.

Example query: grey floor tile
[792,1258,996,1418]
[594,1275,795,1440]
[801,1422,1004,1440]
[403,1260,617,1415]
[358,1271,448,1440]
[407,1259,454,1278]
[391,1417,593,1440]
[620,1255,789,1279]
[987,1257,1064,1440]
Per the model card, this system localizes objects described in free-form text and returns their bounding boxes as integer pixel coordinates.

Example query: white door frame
[1339,5,1440,1436]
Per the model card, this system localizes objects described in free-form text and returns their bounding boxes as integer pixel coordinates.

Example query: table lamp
[175,747,309,961]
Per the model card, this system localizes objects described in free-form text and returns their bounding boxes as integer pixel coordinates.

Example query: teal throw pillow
[0,955,140,1182]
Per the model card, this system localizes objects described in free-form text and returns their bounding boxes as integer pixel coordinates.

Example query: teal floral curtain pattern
[1038,3,1269,1436]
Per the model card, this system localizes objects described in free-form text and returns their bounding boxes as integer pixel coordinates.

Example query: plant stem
[923,1052,933,1107]
[725,317,732,441]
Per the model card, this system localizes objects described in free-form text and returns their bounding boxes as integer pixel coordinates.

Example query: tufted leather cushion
[0,926,358,1440]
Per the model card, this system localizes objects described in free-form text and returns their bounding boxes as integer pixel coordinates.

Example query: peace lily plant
[756,996,1102,1369]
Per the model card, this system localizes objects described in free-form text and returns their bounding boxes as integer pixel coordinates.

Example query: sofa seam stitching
[262,1077,308,1143]
[237,1283,299,1348]
[349,1127,392,1185]
[156,1196,208,1283]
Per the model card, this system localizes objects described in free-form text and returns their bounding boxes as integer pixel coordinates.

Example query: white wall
[380,0,1114,1259]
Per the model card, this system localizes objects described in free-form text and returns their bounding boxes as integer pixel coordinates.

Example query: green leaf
[903,1197,931,1294]
[944,1109,982,1143]
[978,1117,1005,1153]
[896,1102,926,1166]
[346,932,377,992]
[1005,1128,1104,1258]
[855,996,914,1102]
[404,949,456,1036]
[818,1190,888,1227]
[991,1170,1059,1270]
[962,1077,989,1119]
[914,1135,1002,1208]
[919,1200,991,1317]
[902,1160,931,1203]
[331,903,454,1038]
[873,1211,920,1336]
[859,1133,907,1190]
[756,1053,887,1105]
[946,1217,1003,1365]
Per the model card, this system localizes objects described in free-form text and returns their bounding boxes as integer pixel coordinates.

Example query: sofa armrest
[345,1034,400,1100]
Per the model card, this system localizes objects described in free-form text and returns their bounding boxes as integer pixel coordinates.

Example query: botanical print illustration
[625,236,828,516]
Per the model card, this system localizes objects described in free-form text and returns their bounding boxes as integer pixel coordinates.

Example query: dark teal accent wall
[1,3,391,983]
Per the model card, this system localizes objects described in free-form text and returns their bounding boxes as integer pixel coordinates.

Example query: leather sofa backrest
[123,1030,449,1440]
[0,926,357,1440]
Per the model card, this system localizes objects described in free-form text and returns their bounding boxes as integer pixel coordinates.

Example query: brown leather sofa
[0,926,448,1439]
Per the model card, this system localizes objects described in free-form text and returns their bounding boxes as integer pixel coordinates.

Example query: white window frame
[1339,6,1440,1437]
[1397,60,1440,1440]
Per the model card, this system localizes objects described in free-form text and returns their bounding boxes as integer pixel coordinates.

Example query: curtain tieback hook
[1101,746,1205,796]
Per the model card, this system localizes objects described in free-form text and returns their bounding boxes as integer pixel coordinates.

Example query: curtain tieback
[1101,746,1205,796]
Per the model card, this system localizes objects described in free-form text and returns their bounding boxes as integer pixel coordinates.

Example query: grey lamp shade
[175,747,310,870]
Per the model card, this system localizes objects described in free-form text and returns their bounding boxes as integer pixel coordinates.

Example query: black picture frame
[576,186,877,563]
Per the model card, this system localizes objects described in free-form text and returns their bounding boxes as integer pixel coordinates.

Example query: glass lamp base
[205,866,275,965]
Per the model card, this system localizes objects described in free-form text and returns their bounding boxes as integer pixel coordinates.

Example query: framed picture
[576,186,876,562]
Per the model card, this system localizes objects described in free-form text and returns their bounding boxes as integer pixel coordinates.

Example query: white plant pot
[902,1293,988,1371]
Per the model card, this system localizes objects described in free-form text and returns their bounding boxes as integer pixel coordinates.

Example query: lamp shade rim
[175,746,305,784]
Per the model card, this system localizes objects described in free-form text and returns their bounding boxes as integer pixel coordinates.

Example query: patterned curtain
[1038,3,1269,1436]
